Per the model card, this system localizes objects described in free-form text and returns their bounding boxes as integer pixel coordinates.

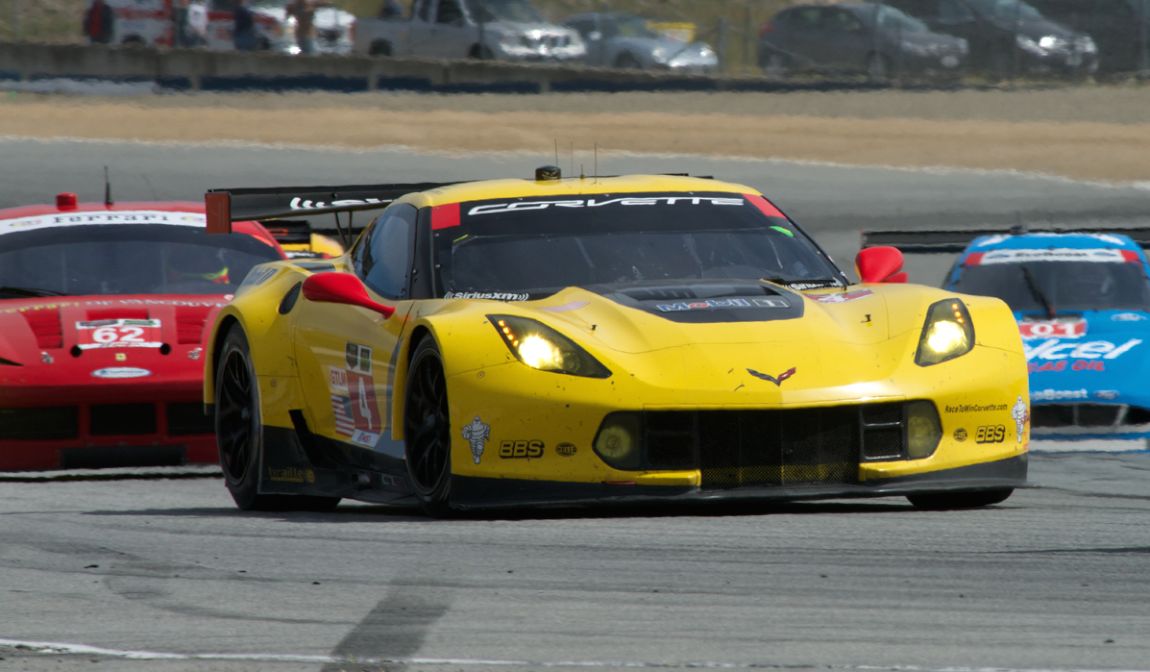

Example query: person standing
[173,0,204,47]
[287,0,316,55]
[83,0,115,45]
[233,0,258,51]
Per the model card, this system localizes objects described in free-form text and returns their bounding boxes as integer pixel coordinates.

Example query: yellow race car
[202,169,1029,515]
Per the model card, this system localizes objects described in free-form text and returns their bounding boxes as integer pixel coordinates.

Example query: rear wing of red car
[861,227,1150,253]
[205,182,459,242]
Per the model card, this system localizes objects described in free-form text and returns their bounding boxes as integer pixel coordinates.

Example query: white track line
[1,640,1147,672]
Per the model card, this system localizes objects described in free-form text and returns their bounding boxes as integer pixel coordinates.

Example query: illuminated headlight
[593,412,641,469]
[915,299,974,366]
[1016,34,1045,54]
[650,46,669,63]
[490,315,611,378]
[1038,35,1066,50]
[906,401,942,459]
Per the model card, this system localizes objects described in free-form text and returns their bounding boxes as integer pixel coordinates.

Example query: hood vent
[23,310,63,350]
[176,306,212,345]
[87,308,149,321]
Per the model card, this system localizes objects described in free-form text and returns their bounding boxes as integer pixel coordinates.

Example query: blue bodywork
[944,232,1150,441]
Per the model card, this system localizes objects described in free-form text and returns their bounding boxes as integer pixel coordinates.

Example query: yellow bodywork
[204,174,1028,497]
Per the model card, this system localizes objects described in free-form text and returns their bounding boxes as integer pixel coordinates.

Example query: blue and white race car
[864,228,1150,442]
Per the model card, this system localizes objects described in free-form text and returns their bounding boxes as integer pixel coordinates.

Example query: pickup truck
[353,0,586,62]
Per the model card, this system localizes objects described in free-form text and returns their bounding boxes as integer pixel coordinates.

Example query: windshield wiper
[1019,266,1056,319]
[0,286,66,299]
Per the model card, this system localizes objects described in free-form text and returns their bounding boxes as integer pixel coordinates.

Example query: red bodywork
[0,200,283,470]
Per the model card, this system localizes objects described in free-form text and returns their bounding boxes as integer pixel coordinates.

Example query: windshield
[953,261,1150,313]
[963,0,1044,22]
[434,192,844,298]
[613,15,661,39]
[0,225,282,297]
[471,0,543,23]
[875,6,929,33]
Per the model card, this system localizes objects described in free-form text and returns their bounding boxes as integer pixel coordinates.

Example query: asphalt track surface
[1,137,1149,672]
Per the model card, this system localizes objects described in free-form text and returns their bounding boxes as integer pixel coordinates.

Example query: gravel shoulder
[3,87,1150,182]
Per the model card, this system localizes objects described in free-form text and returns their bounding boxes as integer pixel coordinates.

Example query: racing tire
[215,325,339,512]
[403,338,454,517]
[614,53,642,69]
[906,488,1014,510]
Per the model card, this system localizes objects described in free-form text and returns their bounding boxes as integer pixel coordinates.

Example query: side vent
[23,310,63,349]
[176,306,213,345]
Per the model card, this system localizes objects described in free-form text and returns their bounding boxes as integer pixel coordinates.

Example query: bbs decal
[975,425,1007,444]
[500,440,544,459]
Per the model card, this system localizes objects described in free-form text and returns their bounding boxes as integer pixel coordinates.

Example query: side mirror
[856,246,908,284]
[302,272,395,318]
[588,30,602,41]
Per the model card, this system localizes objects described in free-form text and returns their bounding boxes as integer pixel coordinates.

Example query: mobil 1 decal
[327,342,382,448]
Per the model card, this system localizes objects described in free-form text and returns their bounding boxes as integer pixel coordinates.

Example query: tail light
[759,21,775,38]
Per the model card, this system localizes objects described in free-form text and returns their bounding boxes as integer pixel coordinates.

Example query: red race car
[0,193,286,470]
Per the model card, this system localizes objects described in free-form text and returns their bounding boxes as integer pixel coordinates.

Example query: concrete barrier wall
[0,42,890,94]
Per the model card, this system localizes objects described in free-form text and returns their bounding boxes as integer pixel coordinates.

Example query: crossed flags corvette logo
[747,367,797,386]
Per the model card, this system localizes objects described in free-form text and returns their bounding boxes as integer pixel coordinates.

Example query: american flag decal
[331,395,355,436]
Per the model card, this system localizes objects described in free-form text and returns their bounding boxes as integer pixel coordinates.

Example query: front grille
[90,403,157,436]
[1033,404,1124,428]
[0,407,79,440]
[167,403,213,436]
[635,403,907,490]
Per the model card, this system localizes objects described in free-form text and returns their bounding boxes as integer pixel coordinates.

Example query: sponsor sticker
[1012,396,1028,443]
[556,442,577,457]
[1025,338,1141,361]
[657,297,788,313]
[0,210,205,235]
[467,195,744,216]
[91,367,151,379]
[1111,313,1147,322]
[1031,389,1088,401]
[499,440,544,459]
[76,318,163,350]
[1018,319,1085,340]
[944,402,1008,413]
[327,342,382,448]
[461,416,491,464]
[1095,390,1120,400]
[980,248,1126,265]
[444,291,530,301]
[953,428,968,442]
[975,425,1007,444]
[805,289,873,304]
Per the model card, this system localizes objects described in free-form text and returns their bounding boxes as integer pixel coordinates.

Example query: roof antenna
[569,141,574,179]
[1010,212,1027,236]
[593,143,598,182]
[554,139,559,169]
[103,166,114,207]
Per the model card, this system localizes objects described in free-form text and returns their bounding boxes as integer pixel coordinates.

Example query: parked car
[882,0,1099,77]
[564,12,719,73]
[758,3,969,80]
[354,0,585,62]
[1025,0,1149,74]
[250,0,357,55]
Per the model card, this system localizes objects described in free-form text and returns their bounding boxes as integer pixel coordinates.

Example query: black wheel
[369,40,392,56]
[469,44,494,60]
[907,488,1014,510]
[215,325,339,512]
[614,53,642,69]
[866,53,890,82]
[403,338,453,516]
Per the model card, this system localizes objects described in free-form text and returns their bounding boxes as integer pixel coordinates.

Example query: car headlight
[915,299,975,366]
[594,412,642,469]
[1016,34,1045,54]
[490,315,611,378]
[1038,35,1067,50]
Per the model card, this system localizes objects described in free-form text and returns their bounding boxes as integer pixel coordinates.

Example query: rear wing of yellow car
[205,182,458,246]
[862,227,1150,253]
